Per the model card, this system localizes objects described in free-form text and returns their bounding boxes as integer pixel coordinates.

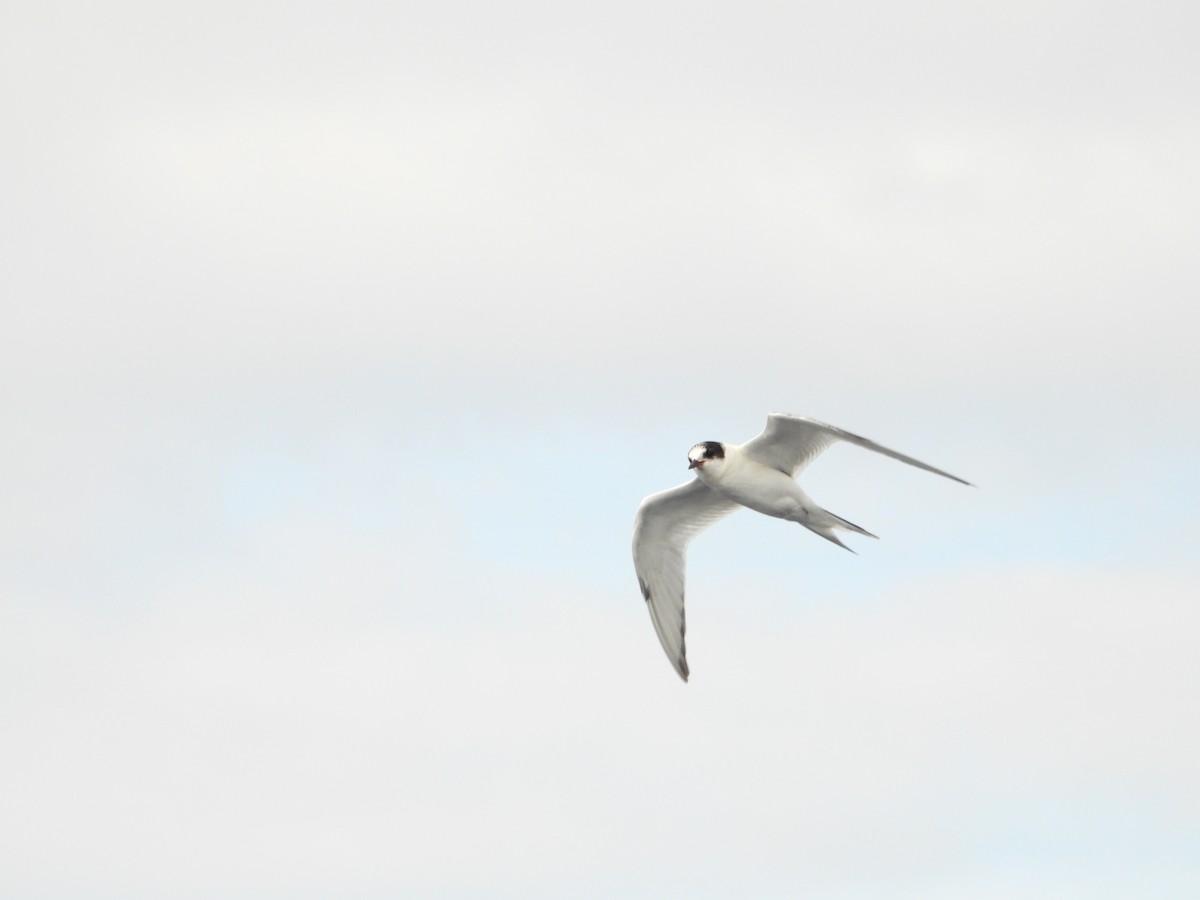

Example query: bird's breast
[704,463,806,520]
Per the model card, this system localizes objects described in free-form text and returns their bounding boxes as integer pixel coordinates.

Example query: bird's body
[693,443,817,524]
[632,414,970,681]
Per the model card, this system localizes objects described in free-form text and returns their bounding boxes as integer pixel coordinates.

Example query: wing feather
[741,414,972,485]
[632,479,739,681]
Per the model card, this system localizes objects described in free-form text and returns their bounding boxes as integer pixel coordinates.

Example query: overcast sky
[3,1,1199,897]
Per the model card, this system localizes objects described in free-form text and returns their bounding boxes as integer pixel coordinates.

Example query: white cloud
[2,557,1197,897]
[4,3,1199,404]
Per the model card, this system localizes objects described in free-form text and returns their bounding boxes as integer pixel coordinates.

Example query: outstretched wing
[632,479,740,681]
[740,414,972,484]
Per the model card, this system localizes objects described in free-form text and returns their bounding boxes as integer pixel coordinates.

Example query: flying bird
[632,414,970,681]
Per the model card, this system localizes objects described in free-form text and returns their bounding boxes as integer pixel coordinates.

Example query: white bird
[632,414,971,681]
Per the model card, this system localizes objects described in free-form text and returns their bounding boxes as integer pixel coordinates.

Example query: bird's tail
[802,507,877,554]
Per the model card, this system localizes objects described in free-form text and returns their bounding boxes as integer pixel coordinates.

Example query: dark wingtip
[939,469,974,487]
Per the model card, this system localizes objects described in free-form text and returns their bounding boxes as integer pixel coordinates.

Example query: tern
[632,414,970,681]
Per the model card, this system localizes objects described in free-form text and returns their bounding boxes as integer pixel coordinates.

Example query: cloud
[4,3,1199,406]
[2,554,1196,897]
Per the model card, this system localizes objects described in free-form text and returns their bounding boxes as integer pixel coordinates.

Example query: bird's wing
[632,479,740,681]
[741,413,972,484]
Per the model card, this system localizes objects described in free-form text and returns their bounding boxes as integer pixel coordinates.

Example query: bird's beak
[688,459,701,469]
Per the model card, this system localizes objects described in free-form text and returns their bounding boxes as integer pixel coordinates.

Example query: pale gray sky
[2,1,1199,897]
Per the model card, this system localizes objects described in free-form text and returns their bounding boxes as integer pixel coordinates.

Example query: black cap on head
[688,440,726,469]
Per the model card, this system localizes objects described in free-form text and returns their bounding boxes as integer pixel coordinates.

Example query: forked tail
[802,506,878,553]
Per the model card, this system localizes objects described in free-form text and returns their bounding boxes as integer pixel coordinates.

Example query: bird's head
[687,441,726,471]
